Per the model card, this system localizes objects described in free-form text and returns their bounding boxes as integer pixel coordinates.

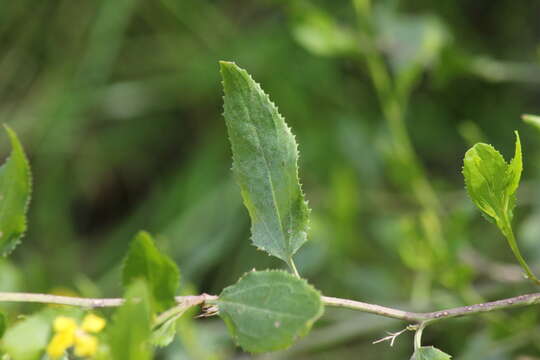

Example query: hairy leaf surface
[123,231,180,312]
[220,61,310,264]
[411,346,452,359]
[216,270,323,353]
[109,280,153,360]
[0,127,31,257]
[463,132,521,227]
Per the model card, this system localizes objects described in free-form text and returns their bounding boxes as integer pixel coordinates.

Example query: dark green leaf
[122,231,180,312]
[220,61,311,265]
[109,280,153,360]
[463,132,521,227]
[0,312,6,339]
[0,126,31,257]
[411,346,452,360]
[216,270,323,353]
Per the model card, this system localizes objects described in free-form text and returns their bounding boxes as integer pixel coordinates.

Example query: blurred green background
[1,0,540,358]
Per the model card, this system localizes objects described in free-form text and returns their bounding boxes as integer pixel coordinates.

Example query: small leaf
[1,312,51,360]
[522,114,540,130]
[0,126,31,257]
[411,346,452,360]
[506,132,522,197]
[0,312,5,339]
[375,6,449,74]
[151,314,182,347]
[290,3,357,57]
[108,280,153,360]
[122,231,180,312]
[216,270,323,353]
[151,301,194,347]
[462,132,522,227]
[220,61,311,265]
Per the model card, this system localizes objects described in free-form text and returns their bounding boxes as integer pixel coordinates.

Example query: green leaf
[522,114,540,131]
[150,301,194,348]
[1,312,50,360]
[220,61,311,265]
[462,131,522,227]
[216,270,323,353]
[290,3,357,57]
[0,126,31,257]
[122,231,180,312]
[108,280,153,360]
[411,346,452,360]
[0,312,5,339]
[151,313,182,348]
[375,7,449,74]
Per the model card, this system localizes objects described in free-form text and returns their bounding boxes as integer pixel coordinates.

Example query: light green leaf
[150,301,194,348]
[523,114,540,131]
[151,313,182,348]
[462,132,522,227]
[122,231,180,312]
[411,346,452,360]
[220,61,311,265]
[506,131,522,197]
[0,312,5,339]
[0,126,31,257]
[1,312,50,360]
[216,270,323,353]
[290,4,357,57]
[108,280,153,360]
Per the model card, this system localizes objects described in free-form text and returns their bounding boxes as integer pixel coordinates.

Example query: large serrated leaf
[462,132,521,226]
[411,346,452,360]
[216,270,323,353]
[108,280,153,360]
[220,61,310,265]
[0,126,31,257]
[122,231,180,312]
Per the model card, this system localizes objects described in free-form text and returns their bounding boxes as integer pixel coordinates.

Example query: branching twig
[372,325,415,346]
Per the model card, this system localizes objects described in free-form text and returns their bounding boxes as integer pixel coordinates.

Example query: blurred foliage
[0,0,540,358]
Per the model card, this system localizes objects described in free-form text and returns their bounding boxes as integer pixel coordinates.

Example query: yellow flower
[74,333,99,357]
[46,314,106,359]
[46,332,74,359]
[81,313,106,333]
[53,316,77,333]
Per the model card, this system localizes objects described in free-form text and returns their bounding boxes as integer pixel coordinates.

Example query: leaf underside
[0,126,31,257]
[411,346,452,360]
[217,270,323,353]
[220,61,310,264]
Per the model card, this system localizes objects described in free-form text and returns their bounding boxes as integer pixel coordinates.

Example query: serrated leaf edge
[0,125,32,257]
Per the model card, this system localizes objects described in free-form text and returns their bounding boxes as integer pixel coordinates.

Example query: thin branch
[0,292,539,326]
[321,293,540,323]
[0,292,217,308]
